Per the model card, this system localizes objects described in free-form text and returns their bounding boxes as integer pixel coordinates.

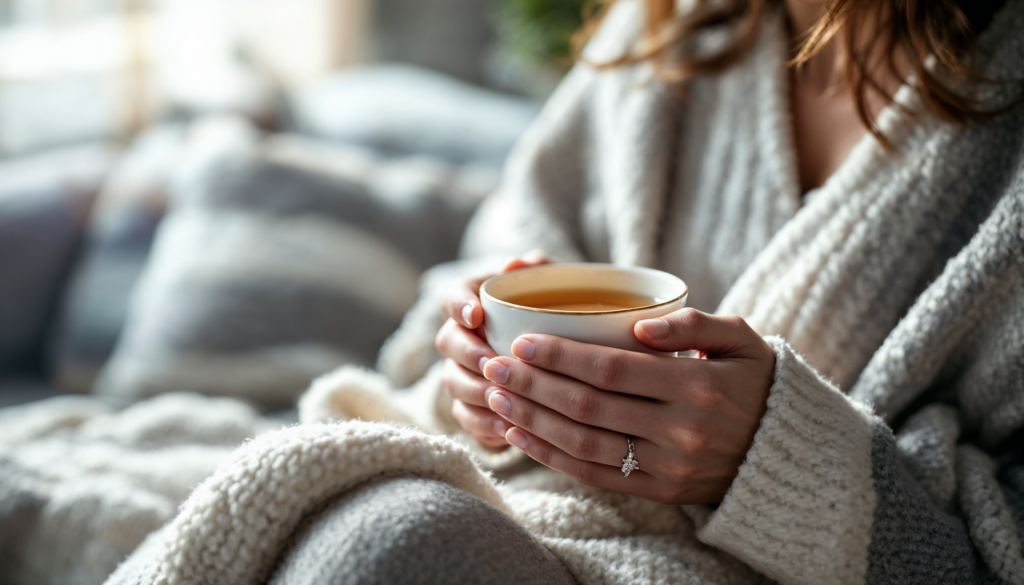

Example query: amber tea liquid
[503,289,659,312]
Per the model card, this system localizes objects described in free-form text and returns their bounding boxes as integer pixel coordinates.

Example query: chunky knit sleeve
[692,336,1024,585]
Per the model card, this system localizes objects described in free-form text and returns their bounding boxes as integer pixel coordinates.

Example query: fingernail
[478,356,491,372]
[483,360,510,384]
[511,338,535,361]
[506,427,528,449]
[638,318,670,340]
[493,418,511,435]
[461,304,474,327]
[488,392,511,415]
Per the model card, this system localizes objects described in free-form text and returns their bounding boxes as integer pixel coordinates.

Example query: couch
[0,64,538,412]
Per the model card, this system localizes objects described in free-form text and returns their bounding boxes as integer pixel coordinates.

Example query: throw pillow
[95,125,494,409]
[49,119,256,393]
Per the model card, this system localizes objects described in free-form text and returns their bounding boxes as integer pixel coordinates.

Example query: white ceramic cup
[479,263,689,358]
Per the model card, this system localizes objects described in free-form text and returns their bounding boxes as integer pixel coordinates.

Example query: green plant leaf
[495,0,594,64]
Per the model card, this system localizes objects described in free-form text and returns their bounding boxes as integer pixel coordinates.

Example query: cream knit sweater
[7,1,1022,584]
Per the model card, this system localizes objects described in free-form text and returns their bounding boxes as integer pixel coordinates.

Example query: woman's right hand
[436,251,550,449]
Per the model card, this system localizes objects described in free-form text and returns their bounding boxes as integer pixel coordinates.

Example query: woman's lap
[268,477,577,585]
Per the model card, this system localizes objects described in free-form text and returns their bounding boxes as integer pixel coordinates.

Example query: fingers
[442,280,485,329]
[634,309,761,358]
[504,428,675,503]
[435,319,496,374]
[441,359,492,407]
[451,400,510,449]
[442,251,551,329]
[442,353,509,449]
[504,335,705,399]
[487,387,665,469]
[482,356,658,436]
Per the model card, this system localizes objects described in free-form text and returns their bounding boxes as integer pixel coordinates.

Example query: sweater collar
[604,8,800,268]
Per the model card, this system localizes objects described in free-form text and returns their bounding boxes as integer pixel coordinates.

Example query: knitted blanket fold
[0,394,279,585]
[104,421,511,585]
[105,368,767,585]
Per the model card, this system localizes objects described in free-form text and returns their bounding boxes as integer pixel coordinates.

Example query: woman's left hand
[481,308,775,505]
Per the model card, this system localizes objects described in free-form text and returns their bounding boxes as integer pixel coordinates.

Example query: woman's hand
[435,251,550,449]
[481,308,775,504]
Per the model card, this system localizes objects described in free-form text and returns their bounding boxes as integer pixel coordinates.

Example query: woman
[423,0,1024,582]
[103,0,1023,582]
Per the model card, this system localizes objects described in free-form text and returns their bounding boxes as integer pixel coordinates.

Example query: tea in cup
[479,264,688,357]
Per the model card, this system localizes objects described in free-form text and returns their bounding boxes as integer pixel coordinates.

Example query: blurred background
[0,0,591,410]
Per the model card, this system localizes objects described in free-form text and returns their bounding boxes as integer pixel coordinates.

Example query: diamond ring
[621,436,640,477]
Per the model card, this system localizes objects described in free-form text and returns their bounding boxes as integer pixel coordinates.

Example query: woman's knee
[269,477,575,585]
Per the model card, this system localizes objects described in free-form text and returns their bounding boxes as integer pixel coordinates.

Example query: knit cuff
[694,336,879,585]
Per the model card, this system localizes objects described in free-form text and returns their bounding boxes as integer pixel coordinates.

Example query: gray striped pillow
[96,123,495,409]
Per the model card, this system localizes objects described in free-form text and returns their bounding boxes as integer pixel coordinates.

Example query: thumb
[634,309,758,358]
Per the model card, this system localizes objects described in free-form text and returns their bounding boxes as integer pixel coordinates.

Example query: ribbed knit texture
[694,337,878,584]
[103,422,512,585]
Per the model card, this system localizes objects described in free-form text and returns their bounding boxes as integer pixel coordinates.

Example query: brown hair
[575,0,1011,146]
